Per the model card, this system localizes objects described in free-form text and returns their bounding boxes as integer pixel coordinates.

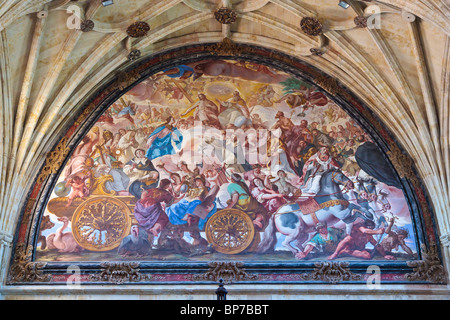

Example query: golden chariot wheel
[71,197,132,252]
[205,208,255,255]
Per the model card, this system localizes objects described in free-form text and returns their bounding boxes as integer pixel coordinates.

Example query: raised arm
[385,216,398,235]
[181,103,198,116]
[360,227,385,236]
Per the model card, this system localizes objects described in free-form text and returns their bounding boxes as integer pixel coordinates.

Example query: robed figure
[146,117,183,160]
[134,183,173,237]
[123,149,159,199]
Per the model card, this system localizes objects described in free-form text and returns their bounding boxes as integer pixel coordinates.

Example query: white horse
[257,169,375,255]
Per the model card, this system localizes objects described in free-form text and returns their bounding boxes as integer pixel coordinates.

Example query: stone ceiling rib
[307,46,450,234]
[439,37,450,218]
[373,0,450,36]
[1,1,102,229]
[91,0,184,34]
[0,30,12,227]
[182,0,271,13]
[11,14,47,174]
[0,0,52,32]
[242,11,321,49]
[135,11,215,50]
[408,21,442,169]
[30,32,127,162]
[270,0,316,18]
[325,30,449,215]
[14,1,102,176]
[0,0,20,19]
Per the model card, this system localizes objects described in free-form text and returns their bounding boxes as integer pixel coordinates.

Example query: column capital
[440,233,450,248]
[0,231,13,247]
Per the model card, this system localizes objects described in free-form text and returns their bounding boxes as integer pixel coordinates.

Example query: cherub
[65,174,90,207]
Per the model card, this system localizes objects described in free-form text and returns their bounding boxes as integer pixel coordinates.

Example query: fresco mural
[36,59,418,263]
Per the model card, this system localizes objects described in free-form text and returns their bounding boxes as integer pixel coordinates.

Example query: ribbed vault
[0,0,449,292]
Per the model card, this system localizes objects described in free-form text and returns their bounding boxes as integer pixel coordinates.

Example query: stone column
[0,231,13,287]
[440,233,450,283]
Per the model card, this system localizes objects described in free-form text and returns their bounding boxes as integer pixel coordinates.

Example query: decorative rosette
[126,21,150,38]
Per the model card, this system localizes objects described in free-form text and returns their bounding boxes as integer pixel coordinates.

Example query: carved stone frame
[6,40,446,286]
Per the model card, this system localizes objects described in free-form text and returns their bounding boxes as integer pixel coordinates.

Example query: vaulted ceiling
[0,0,449,252]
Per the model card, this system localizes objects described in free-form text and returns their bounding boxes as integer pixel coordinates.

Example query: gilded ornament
[71,197,132,252]
[74,102,96,126]
[205,209,255,254]
[387,144,415,180]
[194,261,257,284]
[207,37,244,56]
[314,74,340,95]
[89,174,117,196]
[214,7,238,24]
[301,261,362,284]
[406,242,447,284]
[300,17,323,36]
[113,69,141,91]
[8,244,51,283]
[126,21,150,38]
[89,262,149,284]
[37,137,70,184]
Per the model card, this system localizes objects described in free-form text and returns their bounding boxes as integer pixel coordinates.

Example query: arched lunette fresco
[7,42,445,285]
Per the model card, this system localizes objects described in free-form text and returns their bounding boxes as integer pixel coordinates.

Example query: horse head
[319,169,354,195]
[329,169,354,191]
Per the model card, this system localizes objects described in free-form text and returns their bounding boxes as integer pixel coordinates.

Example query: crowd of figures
[44,63,416,261]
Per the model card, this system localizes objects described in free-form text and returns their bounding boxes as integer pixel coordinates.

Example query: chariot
[47,174,136,252]
[47,175,257,254]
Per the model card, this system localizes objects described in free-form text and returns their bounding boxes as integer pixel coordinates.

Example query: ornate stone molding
[7,244,50,283]
[313,74,340,95]
[387,144,416,181]
[37,136,70,184]
[89,262,149,284]
[207,37,246,56]
[193,262,257,284]
[440,233,450,248]
[301,262,362,284]
[112,69,141,91]
[0,231,13,247]
[406,242,447,284]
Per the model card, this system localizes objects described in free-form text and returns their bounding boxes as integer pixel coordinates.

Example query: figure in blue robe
[146,119,183,161]
[161,65,195,80]
[166,181,219,231]
[166,198,216,231]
